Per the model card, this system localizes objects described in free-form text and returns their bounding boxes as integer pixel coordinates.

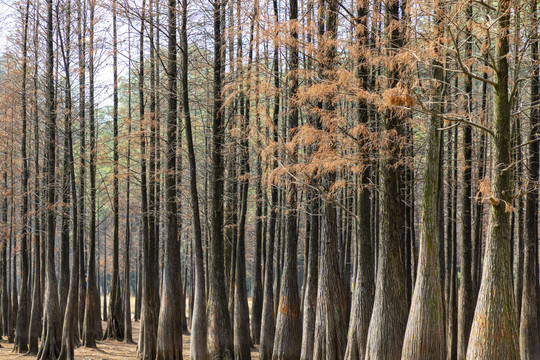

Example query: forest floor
[0,296,261,359]
[0,320,261,359]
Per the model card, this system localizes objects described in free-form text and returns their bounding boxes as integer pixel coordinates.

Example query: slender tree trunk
[155,0,183,357]
[14,0,31,352]
[519,0,540,356]
[343,1,373,357]
[181,1,208,358]
[37,0,62,357]
[457,6,474,360]
[77,0,87,337]
[104,0,124,340]
[259,4,279,356]
[123,26,134,344]
[207,0,234,357]
[82,0,100,347]
[28,5,42,351]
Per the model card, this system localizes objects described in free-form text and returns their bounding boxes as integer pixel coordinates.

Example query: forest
[0,0,537,358]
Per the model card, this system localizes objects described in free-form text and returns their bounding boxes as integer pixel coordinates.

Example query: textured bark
[37,1,62,357]
[233,101,251,360]
[13,0,31,352]
[312,192,348,360]
[207,0,234,357]
[0,173,8,339]
[137,2,160,359]
[300,191,319,360]
[28,7,42,351]
[155,0,183,357]
[457,6,474,360]
[364,0,408,358]
[401,11,445,354]
[233,2,252,356]
[259,4,279,355]
[311,2,347,358]
[104,0,124,341]
[122,27,134,345]
[58,65,79,360]
[519,0,540,356]
[466,1,519,357]
[272,0,302,357]
[181,1,208,358]
[77,0,87,338]
[343,0,374,356]
[82,0,100,347]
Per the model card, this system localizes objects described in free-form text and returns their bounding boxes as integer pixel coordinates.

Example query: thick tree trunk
[272,0,302,356]
[466,1,519,357]
[364,0,408,358]
[401,9,445,354]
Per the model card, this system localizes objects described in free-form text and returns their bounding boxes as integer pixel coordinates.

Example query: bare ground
[0,320,260,359]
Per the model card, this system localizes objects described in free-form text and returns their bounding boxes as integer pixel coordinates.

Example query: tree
[155,0,183,357]
[207,0,234,357]
[36,0,62,357]
[13,0,31,353]
[465,0,519,357]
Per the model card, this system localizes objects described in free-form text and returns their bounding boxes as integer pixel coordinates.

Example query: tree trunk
[272,0,302,356]
[457,6,475,360]
[37,1,62,357]
[14,0,31,352]
[519,0,540,356]
[466,1,519,357]
[364,0,408,358]
[401,5,445,354]
[104,0,124,340]
[156,1,183,357]
[82,0,100,347]
[207,0,234,357]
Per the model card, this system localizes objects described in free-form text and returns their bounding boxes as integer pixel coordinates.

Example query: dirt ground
[0,320,260,359]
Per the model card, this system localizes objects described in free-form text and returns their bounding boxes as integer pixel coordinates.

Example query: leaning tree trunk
[181,0,208,357]
[466,0,519,357]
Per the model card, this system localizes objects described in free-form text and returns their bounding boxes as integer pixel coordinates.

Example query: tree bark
[466,1,519,357]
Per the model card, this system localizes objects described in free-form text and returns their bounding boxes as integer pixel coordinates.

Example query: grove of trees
[0,0,538,358]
